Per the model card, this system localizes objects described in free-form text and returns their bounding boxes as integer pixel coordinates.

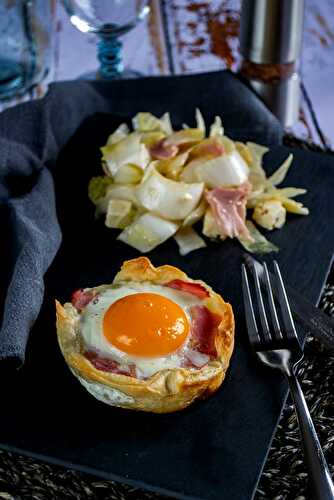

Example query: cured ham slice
[71,289,96,312]
[190,305,221,357]
[183,349,210,368]
[150,139,178,160]
[165,279,209,299]
[205,182,252,239]
[85,351,136,376]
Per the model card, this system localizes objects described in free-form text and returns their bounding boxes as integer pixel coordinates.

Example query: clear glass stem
[97,33,123,80]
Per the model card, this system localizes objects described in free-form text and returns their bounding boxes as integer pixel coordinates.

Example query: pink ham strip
[190,305,221,357]
[165,279,209,299]
[205,182,252,240]
[182,349,210,368]
[149,139,178,160]
[71,289,97,312]
[85,351,136,377]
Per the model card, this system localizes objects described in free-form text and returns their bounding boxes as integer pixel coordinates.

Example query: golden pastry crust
[56,257,234,413]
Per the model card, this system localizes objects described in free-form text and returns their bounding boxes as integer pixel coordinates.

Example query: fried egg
[80,282,203,378]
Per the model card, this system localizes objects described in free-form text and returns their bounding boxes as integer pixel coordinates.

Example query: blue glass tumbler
[0,0,53,100]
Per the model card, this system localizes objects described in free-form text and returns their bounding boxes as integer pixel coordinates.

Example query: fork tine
[241,264,261,346]
[273,261,299,342]
[249,261,271,342]
[262,263,282,340]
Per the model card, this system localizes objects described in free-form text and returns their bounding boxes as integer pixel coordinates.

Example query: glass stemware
[62,0,150,80]
[0,0,53,100]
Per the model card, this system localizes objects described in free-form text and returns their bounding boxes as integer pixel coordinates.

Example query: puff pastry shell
[56,257,234,413]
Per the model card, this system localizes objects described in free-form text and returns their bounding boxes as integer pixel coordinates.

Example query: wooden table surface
[1,0,334,150]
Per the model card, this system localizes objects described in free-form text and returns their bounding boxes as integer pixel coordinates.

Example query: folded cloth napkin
[0,70,282,366]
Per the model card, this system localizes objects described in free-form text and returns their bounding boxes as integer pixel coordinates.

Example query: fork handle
[287,373,334,500]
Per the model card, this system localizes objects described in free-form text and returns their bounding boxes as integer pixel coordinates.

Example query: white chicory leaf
[238,221,279,254]
[267,154,293,186]
[181,150,249,188]
[195,108,206,136]
[118,213,179,252]
[132,112,162,132]
[160,112,173,135]
[174,227,206,255]
[101,132,150,177]
[105,199,135,229]
[136,169,204,220]
[106,123,129,146]
[182,200,207,227]
[88,176,113,204]
[156,152,189,180]
[113,164,143,184]
[105,184,138,204]
[132,111,173,135]
[281,198,309,215]
[164,128,204,146]
[209,116,224,137]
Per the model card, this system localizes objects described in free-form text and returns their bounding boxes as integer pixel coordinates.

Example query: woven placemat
[0,136,333,500]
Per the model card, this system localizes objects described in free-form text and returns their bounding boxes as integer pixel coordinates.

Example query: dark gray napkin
[0,70,282,365]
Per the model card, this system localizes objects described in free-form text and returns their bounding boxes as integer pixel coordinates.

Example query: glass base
[0,60,27,99]
[0,60,49,101]
[80,68,143,80]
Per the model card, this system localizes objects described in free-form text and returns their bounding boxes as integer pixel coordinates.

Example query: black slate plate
[1,112,334,500]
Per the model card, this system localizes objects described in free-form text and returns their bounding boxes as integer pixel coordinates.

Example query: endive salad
[88,110,308,255]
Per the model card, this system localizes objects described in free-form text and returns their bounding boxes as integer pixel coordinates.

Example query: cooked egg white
[80,282,202,378]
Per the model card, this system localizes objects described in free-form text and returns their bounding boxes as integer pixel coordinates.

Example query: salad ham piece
[149,139,178,160]
[205,183,252,240]
[88,110,309,255]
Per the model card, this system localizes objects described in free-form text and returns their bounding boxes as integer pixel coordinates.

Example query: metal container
[240,0,304,64]
[239,0,305,127]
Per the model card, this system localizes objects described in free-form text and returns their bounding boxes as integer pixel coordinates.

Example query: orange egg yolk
[103,293,189,357]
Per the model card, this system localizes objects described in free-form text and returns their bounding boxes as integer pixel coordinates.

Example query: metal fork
[242,260,334,500]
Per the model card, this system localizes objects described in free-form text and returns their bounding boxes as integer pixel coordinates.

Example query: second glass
[62,0,150,80]
[0,0,53,100]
